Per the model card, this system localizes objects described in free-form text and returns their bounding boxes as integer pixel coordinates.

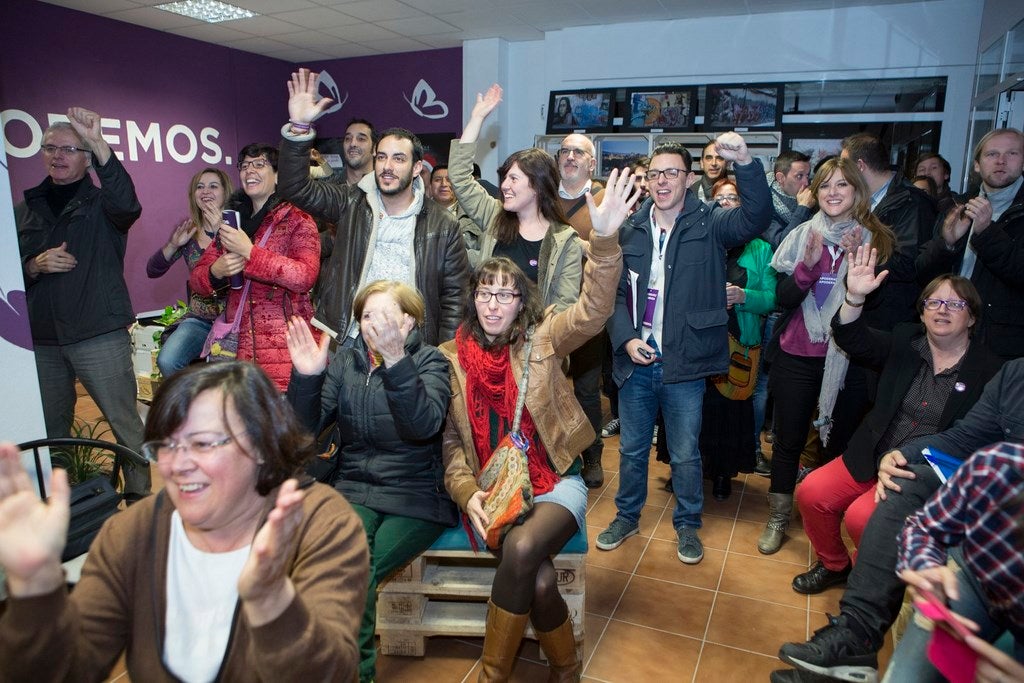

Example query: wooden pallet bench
[376,525,587,658]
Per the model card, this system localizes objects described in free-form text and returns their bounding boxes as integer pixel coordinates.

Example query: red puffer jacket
[191,198,319,390]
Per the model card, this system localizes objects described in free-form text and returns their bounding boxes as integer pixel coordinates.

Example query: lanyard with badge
[813,244,843,309]
[642,210,669,330]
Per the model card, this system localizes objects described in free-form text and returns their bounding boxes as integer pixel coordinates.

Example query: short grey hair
[42,122,92,162]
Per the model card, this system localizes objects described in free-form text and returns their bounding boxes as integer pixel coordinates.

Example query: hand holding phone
[221,210,244,290]
[916,589,979,683]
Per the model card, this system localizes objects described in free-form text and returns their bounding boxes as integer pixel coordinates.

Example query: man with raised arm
[16,107,148,495]
[276,69,469,346]
[597,133,772,565]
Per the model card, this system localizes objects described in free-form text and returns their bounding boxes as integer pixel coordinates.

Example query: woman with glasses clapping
[790,262,1004,596]
[0,362,369,681]
[447,84,583,313]
[190,143,320,391]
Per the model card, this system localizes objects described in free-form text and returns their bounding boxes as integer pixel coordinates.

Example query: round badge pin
[954,382,966,392]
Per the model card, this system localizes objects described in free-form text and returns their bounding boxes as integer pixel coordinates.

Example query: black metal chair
[17,438,150,563]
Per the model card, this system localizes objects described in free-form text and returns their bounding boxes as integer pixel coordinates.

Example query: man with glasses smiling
[16,107,149,496]
[598,132,771,565]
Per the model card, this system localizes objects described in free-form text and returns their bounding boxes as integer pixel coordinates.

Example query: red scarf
[456,325,559,496]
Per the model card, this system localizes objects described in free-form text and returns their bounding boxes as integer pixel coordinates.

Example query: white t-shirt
[164,511,251,683]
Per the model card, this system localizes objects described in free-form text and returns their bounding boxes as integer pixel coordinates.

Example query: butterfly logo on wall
[405,79,449,120]
[313,70,348,119]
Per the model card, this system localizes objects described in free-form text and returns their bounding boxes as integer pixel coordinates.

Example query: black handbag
[63,476,121,561]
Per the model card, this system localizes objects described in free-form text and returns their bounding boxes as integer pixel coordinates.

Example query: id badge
[642,288,659,328]
[813,273,837,309]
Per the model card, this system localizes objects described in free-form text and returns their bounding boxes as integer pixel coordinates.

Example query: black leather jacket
[276,136,470,346]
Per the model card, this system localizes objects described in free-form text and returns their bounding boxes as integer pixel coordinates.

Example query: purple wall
[1,0,462,314]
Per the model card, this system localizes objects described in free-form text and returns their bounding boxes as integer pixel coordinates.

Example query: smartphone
[221,210,244,290]
[638,347,653,360]
[918,589,974,641]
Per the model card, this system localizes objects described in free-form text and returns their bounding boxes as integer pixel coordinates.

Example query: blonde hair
[810,157,895,263]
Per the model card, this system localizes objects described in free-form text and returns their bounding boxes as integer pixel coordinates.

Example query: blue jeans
[615,353,705,531]
[882,547,1024,682]
[156,317,212,378]
[752,311,778,445]
[34,328,149,493]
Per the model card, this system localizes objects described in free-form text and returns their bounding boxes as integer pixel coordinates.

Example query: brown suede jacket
[439,234,622,510]
[0,482,369,682]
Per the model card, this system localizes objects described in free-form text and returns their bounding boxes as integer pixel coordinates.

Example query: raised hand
[363,310,413,368]
[218,225,254,259]
[0,442,69,597]
[199,198,223,232]
[287,68,334,126]
[802,230,824,269]
[714,131,753,165]
[588,167,641,237]
[238,478,305,626]
[67,107,112,164]
[941,202,972,247]
[796,186,816,209]
[845,245,889,299]
[962,196,994,235]
[31,241,77,275]
[168,219,196,249]
[286,315,330,376]
[471,84,503,121]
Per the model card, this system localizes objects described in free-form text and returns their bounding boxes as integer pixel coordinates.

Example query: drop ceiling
[42,0,936,62]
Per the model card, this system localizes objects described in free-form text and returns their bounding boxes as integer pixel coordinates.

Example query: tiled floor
[75,387,890,682]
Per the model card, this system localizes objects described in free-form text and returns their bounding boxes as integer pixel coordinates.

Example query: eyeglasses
[558,147,591,159]
[141,433,238,463]
[41,144,87,155]
[645,168,687,181]
[715,194,740,205]
[474,290,521,305]
[237,158,271,171]
[922,298,968,312]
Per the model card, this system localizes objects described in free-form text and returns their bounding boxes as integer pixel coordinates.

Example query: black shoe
[754,450,772,477]
[792,562,852,595]
[771,669,846,683]
[778,614,878,683]
[712,475,731,501]
[581,456,604,488]
[601,418,620,438]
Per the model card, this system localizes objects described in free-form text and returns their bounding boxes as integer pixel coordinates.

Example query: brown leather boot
[536,615,580,682]
[479,600,529,682]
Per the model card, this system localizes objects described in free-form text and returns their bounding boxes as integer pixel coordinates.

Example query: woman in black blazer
[790,247,1004,595]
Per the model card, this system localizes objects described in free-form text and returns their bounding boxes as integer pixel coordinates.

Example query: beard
[376,168,414,196]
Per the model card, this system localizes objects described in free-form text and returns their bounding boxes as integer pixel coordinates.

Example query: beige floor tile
[585,497,663,538]
[376,636,480,682]
[612,575,715,638]
[585,524,647,574]
[635,539,726,592]
[718,552,809,609]
[585,565,631,617]
[695,642,783,681]
[584,620,701,682]
[706,593,809,656]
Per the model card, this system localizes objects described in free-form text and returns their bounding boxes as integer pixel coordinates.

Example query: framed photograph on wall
[788,137,844,171]
[546,89,614,134]
[704,84,783,130]
[596,136,650,178]
[623,86,696,132]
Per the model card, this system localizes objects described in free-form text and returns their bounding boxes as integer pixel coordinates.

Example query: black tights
[490,502,578,631]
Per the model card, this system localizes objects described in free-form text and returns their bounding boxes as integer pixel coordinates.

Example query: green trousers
[352,504,446,683]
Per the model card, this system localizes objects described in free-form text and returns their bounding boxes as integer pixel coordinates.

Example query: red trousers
[796,456,876,571]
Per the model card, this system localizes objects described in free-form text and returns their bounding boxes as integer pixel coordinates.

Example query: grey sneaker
[601,418,621,438]
[596,518,639,550]
[677,527,704,564]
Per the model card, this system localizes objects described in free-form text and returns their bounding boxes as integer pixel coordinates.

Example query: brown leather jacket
[439,234,622,510]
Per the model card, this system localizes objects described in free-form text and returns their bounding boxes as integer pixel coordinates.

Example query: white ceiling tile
[317,43,382,58]
[265,6,355,29]
[321,0,424,22]
[166,22,253,42]
[105,6,200,29]
[357,36,431,53]
[221,14,305,35]
[224,35,295,52]
[376,15,460,36]
[319,23,401,41]
[276,30,347,50]
[263,46,337,61]
[229,0,320,14]
[415,33,465,49]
